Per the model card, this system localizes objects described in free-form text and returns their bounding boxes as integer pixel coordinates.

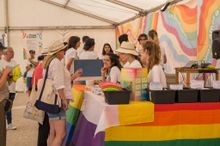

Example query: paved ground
[6,93,38,146]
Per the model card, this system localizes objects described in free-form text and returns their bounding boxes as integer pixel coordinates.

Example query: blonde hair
[143,41,161,71]
[148,29,159,45]
[42,55,56,69]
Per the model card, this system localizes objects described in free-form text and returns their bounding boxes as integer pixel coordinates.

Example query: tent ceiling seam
[105,0,144,14]
[117,0,184,26]
[40,0,118,26]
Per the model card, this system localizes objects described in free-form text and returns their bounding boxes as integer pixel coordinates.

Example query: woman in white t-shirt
[101,53,122,83]
[78,38,98,60]
[140,41,167,88]
[65,36,80,71]
[115,42,142,68]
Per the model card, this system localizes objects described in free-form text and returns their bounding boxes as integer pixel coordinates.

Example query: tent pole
[8,25,115,31]
[64,0,70,8]
[5,0,10,46]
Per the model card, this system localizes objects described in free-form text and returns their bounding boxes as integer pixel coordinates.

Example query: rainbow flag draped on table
[63,85,85,146]
[73,102,220,146]
[105,103,220,146]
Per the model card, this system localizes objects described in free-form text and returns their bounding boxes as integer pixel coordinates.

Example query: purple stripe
[72,113,105,146]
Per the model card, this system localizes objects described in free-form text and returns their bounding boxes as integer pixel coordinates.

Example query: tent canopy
[41,0,171,25]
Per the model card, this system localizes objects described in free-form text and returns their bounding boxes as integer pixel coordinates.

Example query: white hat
[115,42,138,56]
[48,40,67,55]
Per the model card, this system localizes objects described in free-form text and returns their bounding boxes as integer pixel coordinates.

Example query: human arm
[66,58,74,71]
[71,69,82,80]
[0,67,11,88]
[29,58,38,66]
[101,67,107,81]
[57,88,68,111]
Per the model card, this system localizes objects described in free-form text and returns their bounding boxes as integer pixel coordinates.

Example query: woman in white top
[42,40,81,146]
[140,41,167,88]
[65,36,80,71]
[101,53,122,83]
[115,42,142,68]
[78,38,98,60]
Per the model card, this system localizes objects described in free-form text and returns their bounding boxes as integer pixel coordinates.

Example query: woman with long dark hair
[65,36,80,71]
[100,43,113,59]
[101,53,122,83]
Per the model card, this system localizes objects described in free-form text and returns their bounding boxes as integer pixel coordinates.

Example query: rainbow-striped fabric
[105,103,220,146]
[63,85,85,146]
[73,102,220,146]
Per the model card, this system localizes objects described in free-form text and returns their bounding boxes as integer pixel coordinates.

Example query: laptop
[71,59,103,77]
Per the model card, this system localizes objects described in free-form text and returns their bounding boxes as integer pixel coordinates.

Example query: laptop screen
[72,60,103,76]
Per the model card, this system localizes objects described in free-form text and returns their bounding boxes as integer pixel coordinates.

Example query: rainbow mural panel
[116,0,211,74]
[197,0,220,64]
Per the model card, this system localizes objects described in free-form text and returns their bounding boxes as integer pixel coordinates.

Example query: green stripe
[105,138,220,146]
[66,106,80,125]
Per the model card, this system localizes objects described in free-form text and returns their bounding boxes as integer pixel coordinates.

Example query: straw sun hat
[48,40,67,55]
[115,42,138,56]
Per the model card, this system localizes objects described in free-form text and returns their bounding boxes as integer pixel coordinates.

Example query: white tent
[0,0,183,71]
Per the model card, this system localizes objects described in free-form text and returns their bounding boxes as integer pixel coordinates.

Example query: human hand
[71,69,83,80]
[62,99,68,111]
[101,67,107,75]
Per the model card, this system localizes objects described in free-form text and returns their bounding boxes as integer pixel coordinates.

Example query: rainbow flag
[63,85,85,146]
[105,103,220,146]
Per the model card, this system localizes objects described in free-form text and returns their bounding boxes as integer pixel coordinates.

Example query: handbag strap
[38,65,50,101]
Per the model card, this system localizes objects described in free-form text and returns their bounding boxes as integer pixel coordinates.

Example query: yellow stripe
[69,88,84,109]
[105,124,220,141]
[118,101,154,125]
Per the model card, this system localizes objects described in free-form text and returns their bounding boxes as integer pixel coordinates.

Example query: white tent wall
[8,0,111,27]
[1,0,116,72]
[0,0,5,27]
[9,29,115,72]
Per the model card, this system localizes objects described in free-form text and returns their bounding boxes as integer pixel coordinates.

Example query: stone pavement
[6,93,38,146]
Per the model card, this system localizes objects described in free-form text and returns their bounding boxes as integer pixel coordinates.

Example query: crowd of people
[0,29,167,146]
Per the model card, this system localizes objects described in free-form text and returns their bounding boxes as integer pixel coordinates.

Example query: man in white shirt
[1,47,18,130]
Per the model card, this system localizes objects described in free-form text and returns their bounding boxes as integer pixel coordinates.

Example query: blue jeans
[6,93,16,124]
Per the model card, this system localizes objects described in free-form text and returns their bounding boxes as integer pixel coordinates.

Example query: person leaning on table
[140,41,167,88]
[42,40,73,146]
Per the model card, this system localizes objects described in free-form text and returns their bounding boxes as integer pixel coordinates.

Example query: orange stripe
[73,84,85,92]
[132,109,220,126]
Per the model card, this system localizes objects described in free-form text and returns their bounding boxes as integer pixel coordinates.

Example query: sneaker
[7,124,17,130]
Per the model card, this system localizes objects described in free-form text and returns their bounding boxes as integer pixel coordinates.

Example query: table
[175,67,220,87]
[70,89,220,146]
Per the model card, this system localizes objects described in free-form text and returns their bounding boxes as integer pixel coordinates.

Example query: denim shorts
[47,109,66,120]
